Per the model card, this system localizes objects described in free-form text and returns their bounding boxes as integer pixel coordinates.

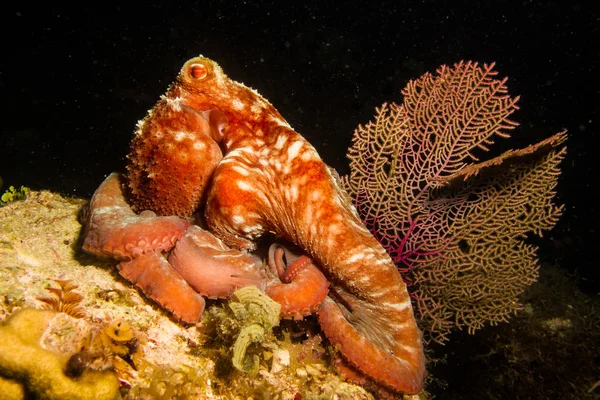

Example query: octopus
[81,56,426,394]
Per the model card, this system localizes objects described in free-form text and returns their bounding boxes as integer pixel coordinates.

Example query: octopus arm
[318,296,425,394]
[265,244,329,320]
[118,253,205,323]
[82,173,190,260]
[168,225,266,298]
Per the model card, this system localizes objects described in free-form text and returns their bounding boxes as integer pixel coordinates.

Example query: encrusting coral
[0,308,119,400]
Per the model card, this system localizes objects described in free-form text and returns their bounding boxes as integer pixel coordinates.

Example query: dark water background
[1,2,598,398]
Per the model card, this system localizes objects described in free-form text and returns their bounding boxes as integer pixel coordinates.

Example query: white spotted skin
[132,56,425,393]
[199,97,425,393]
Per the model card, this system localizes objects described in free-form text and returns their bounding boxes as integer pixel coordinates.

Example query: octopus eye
[190,63,208,79]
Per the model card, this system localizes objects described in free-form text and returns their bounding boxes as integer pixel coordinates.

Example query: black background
[1,1,598,396]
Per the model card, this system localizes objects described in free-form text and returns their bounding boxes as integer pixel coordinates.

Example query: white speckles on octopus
[270,116,292,128]
[369,286,398,299]
[150,130,165,140]
[301,150,316,162]
[309,189,323,202]
[331,213,345,222]
[346,252,366,263]
[235,180,254,192]
[303,200,315,221]
[250,103,263,116]
[259,146,272,158]
[381,300,412,312]
[165,96,183,111]
[231,214,246,226]
[230,165,251,177]
[286,141,304,160]
[285,185,299,202]
[241,223,263,234]
[232,98,245,110]
[394,355,413,367]
[213,71,226,88]
[327,222,342,236]
[173,131,193,142]
[270,159,284,173]
[282,163,292,175]
[274,135,288,150]
[373,257,390,265]
[193,141,206,150]
[398,344,421,355]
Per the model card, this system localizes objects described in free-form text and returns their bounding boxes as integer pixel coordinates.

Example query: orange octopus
[81,56,425,394]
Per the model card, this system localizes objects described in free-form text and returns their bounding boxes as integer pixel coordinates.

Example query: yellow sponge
[0,308,119,400]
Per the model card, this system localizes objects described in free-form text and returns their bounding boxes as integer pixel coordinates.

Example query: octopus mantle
[82,56,425,394]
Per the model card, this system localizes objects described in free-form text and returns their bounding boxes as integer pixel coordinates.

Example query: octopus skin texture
[83,172,329,324]
[85,56,426,394]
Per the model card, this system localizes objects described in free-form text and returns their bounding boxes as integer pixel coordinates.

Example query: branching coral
[342,61,566,342]
[0,308,119,400]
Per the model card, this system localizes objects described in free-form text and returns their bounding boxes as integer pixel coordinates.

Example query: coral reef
[0,189,375,399]
[120,56,426,394]
[0,308,119,400]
